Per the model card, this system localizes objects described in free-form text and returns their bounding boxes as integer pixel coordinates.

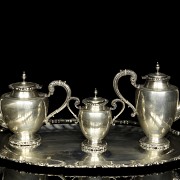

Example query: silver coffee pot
[113,62,180,150]
[67,88,125,153]
[0,72,71,148]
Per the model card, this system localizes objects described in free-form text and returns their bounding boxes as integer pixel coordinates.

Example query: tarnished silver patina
[0,72,71,148]
[67,88,125,153]
[113,62,180,150]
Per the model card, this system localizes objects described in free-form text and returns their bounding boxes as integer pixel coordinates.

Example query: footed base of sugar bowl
[81,139,107,153]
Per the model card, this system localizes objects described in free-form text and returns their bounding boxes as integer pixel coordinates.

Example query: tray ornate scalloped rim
[1,120,180,169]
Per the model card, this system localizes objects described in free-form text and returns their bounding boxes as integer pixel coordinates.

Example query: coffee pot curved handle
[67,97,81,123]
[44,80,71,124]
[113,69,140,117]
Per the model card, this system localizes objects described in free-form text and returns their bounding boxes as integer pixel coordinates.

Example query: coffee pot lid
[143,62,170,81]
[9,71,42,91]
[82,88,108,105]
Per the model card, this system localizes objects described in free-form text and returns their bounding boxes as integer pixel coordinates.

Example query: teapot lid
[82,88,108,105]
[9,71,42,91]
[143,62,170,81]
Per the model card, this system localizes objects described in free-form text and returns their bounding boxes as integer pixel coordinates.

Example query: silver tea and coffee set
[0,62,180,155]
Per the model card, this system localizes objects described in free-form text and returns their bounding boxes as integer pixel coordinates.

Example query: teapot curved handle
[110,98,125,125]
[44,80,71,124]
[67,97,81,123]
[113,69,140,117]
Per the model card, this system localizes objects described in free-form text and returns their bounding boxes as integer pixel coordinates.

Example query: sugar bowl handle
[67,97,81,123]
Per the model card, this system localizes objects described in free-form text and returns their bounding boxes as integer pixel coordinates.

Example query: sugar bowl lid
[82,88,108,106]
[142,62,170,81]
[9,71,42,91]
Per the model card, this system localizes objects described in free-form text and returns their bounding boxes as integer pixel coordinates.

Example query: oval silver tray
[0,119,180,169]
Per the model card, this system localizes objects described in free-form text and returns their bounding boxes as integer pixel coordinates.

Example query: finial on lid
[156,62,160,74]
[22,71,26,83]
[94,88,98,99]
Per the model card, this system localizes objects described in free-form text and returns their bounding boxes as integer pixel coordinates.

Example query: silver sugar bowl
[0,72,71,148]
[113,62,180,150]
[68,89,125,153]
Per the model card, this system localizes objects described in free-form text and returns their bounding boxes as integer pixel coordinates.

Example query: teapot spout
[175,102,180,121]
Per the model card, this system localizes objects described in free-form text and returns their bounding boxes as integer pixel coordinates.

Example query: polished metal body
[0,72,71,147]
[113,62,180,150]
[67,89,125,152]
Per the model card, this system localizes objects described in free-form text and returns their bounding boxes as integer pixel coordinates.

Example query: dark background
[1,3,180,177]
[1,5,180,122]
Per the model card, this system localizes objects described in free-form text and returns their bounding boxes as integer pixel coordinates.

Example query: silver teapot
[67,88,125,153]
[0,72,71,148]
[113,62,180,150]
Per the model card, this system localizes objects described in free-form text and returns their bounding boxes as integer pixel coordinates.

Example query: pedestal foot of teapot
[139,136,170,151]
[9,134,41,149]
[81,139,107,153]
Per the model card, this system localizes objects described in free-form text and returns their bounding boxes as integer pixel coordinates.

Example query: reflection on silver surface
[75,148,113,167]
[1,167,47,180]
[0,143,65,167]
[0,166,180,179]
[1,123,180,169]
